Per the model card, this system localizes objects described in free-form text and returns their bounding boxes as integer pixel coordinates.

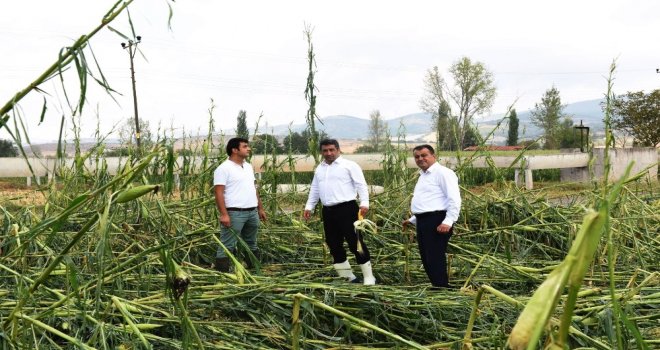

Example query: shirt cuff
[441,218,454,226]
[409,216,417,225]
[359,201,369,208]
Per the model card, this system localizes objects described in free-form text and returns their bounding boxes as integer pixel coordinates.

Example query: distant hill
[477,98,605,141]
[264,98,605,143]
[267,113,435,140]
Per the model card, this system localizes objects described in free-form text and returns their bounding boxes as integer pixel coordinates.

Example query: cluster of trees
[611,89,660,147]
[419,57,496,151]
[530,86,581,150]
[0,139,18,157]
[509,87,659,150]
[236,109,329,155]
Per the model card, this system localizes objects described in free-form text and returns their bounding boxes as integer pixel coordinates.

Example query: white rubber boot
[333,260,357,282]
[360,261,376,285]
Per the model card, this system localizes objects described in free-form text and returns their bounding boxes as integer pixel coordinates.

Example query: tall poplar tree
[235,110,249,139]
[507,108,519,146]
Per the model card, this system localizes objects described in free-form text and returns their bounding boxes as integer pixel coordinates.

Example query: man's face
[321,144,340,164]
[234,142,251,158]
[413,148,436,171]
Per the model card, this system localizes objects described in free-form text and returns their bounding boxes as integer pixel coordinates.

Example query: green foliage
[354,144,377,153]
[420,58,496,149]
[448,57,497,145]
[611,89,660,147]
[367,110,387,152]
[419,66,453,150]
[283,130,328,154]
[557,117,583,149]
[518,140,541,150]
[531,86,568,149]
[251,134,283,155]
[0,139,18,157]
[118,117,154,150]
[235,110,249,139]
[507,109,519,146]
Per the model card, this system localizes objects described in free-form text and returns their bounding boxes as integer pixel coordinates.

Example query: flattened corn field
[0,149,658,349]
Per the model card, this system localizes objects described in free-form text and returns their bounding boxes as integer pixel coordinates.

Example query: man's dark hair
[413,144,435,155]
[319,138,340,150]
[226,137,249,156]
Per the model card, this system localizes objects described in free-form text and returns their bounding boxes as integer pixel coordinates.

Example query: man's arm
[438,170,461,231]
[349,162,369,216]
[214,185,231,227]
[303,171,320,220]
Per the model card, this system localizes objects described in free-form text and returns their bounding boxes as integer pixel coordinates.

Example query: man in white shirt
[303,139,376,285]
[213,138,267,272]
[403,144,461,289]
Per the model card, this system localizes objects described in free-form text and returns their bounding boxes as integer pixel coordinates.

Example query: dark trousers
[416,211,453,287]
[321,200,370,264]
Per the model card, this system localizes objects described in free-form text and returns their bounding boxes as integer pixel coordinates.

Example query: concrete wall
[592,147,658,182]
[1,150,655,188]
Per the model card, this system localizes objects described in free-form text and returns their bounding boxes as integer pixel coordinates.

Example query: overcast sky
[1,0,659,143]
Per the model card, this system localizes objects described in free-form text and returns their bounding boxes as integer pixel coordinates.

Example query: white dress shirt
[305,156,369,210]
[213,159,258,208]
[408,162,461,226]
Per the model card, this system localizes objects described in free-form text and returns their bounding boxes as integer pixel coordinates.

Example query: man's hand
[303,209,312,221]
[220,213,231,227]
[258,208,267,221]
[359,206,368,218]
[437,223,452,234]
[402,219,411,229]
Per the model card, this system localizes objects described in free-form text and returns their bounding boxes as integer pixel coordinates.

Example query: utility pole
[121,36,142,150]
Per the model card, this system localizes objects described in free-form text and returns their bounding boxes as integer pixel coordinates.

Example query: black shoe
[215,257,231,272]
[350,277,362,284]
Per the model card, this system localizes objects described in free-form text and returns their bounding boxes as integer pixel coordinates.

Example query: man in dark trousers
[403,144,461,289]
[213,137,267,272]
[303,139,376,285]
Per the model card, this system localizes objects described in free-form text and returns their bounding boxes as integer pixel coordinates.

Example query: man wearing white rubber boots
[303,139,376,285]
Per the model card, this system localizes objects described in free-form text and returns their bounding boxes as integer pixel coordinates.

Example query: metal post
[574,120,589,153]
[121,36,142,151]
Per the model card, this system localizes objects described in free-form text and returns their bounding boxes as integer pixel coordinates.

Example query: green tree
[421,58,496,150]
[118,117,153,150]
[354,144,377,153]
[235,110,249,139]
[557,117,582,149]
[0,139,18,157]
[462,124,482,149]
[367,110,387,152]
[420,66,454,151]
[611,89,660,147]
[283,129,328,154]
[507,108,519,146]
[251,134,283,155]
[447,57,497,146]
[531,86,567,149]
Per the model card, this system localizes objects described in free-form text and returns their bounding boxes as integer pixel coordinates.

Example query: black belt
[414,210,446,218]
[324,200,356,209]
[227,207,256,212]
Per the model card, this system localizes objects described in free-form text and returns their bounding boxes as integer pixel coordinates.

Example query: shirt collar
[322,156,343,166]
[419,161,439,175]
